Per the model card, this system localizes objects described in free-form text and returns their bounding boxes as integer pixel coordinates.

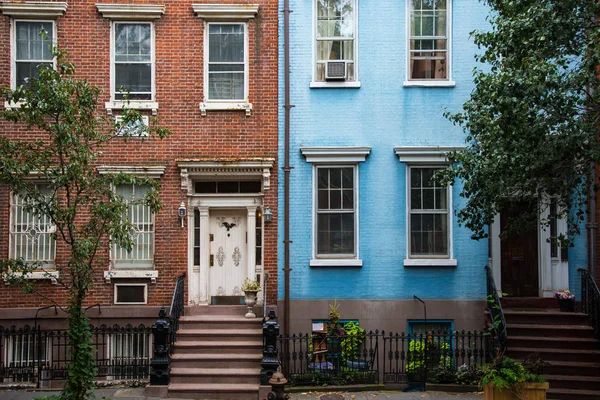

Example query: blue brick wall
[277,0,587,301]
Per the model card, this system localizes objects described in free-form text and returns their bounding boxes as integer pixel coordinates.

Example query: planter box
[484,382,549,400]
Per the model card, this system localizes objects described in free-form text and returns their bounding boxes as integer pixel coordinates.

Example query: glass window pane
[318,169,329,189]
[317,213,354,255]
[411,187,422,210]
[115,24,151,62]
[115,64,151,93]
[422,188,435,209]
[318,189,329,209]
[330,189,342,209]
[329,168,341,188]
[209,64,245,72]
[209,24,244,63]
[435,188,447,209]
[208,72,244,100]
[341,168,353,188]
[342,189,353,209]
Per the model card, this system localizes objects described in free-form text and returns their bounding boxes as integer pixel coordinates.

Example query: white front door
[209,210,247,298]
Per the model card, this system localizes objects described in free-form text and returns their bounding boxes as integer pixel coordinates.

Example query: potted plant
[481,355,548,400]
[241,278,261,318]
[555,290,575,312]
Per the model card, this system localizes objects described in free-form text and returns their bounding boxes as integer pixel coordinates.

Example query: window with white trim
[112,184,154,269]
[112,22,153,101]
[314,0,356,82]
[9,184,56,267]
[408,167,449,257]
[316,166,356,256]
[408,0,449,81]
[108,328,151,380]
[206,22,247,101]
[13,20,54,87]
[8,331,50,369]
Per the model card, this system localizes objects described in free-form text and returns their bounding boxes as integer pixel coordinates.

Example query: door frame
[186,195,263,305]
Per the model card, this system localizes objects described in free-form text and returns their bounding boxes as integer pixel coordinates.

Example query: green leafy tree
[0,46,169,400]
[443,0,600,241]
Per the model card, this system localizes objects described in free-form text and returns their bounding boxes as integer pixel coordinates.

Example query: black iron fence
[580,268,600,340]
[276,329,492,387]
[485,264,507,354]
[0,324,152,387]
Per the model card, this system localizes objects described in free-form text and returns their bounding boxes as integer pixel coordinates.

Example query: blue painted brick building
[278,0,587,334]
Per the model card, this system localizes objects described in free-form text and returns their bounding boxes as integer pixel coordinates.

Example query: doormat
[211,296,244,305]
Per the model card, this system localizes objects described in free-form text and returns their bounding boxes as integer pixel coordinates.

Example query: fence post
[261,308,280,385]
[150,306,170,385]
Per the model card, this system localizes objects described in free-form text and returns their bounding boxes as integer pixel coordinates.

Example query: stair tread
[180,315,262,323]
[177,328,262,335]
[174,340,262,347]
[171,367,261,376]
[507,323,592,330]
[544,375,600,382]
[509,335,598,343]
[168,383,259,391]
[504,310,587,316]
[172,353,262,360]
[547,388,600,395]
[509,347,600,355]
[516,359,600,367]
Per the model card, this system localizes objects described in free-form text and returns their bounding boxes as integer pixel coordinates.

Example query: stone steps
[168,383,259,400]
[170,367,261,384]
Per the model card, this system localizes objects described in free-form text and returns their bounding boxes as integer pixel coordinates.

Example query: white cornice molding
[192,4,259,20]
[96,3,165,20]
[104,270,158,283]
[177,160,274,194]
[394,146,464,163]
[0,1,68,18]
[97,165,166,179]
[300,146,372,163]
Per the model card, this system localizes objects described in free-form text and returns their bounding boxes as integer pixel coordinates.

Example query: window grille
[108,330,151,380]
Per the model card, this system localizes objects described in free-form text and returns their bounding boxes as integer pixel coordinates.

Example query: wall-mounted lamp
[178,201,186,228]
[263,206,273,223]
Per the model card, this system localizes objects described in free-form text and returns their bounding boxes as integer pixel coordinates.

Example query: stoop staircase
[501,299,600,400]
[167,305,263,400]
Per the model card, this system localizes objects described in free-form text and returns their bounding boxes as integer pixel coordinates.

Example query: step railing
[485,265,507,354]
[168,272,187,354]
[579,268,600,341]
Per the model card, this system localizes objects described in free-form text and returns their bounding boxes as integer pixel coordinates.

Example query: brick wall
[0,0,279,308]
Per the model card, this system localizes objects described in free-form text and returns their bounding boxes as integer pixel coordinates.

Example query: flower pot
[243,290,258,318]
[484,382,549,400]
[558,298,574,312]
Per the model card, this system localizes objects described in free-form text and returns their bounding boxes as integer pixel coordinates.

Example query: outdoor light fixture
[178,201,186,228]
[263,206,273,223]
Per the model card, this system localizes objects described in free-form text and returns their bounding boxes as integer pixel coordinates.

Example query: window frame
[9,183,57,269]
[11,19,57,90]
[404,0,454,87]
[114,283,148,305]
[203,21,249,103]
[311,0,359,88]
[110,21,156,103]
[404,163,456,266]
[110,183,156,270]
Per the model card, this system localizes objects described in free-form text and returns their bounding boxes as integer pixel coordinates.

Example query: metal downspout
[282,0,293,338]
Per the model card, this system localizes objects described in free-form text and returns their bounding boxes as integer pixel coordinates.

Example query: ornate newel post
[261,308,280,385]
[150,306,171,385]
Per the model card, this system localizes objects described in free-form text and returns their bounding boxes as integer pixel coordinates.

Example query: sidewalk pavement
[0,388,483,400]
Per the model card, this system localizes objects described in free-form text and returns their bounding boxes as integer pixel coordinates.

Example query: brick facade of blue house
[278,0,587,334]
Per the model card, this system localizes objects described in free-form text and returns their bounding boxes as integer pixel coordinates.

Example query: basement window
[114,284,147,304]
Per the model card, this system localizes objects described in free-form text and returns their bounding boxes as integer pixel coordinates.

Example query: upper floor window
[9,184,56,267]
[206,23,247,101]
[314,0,357,83]
[14,21,54,87]
[112,184,155,269]
[408,0,450,81]
[113,22,153,101]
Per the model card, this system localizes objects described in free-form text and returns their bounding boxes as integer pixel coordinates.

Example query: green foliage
[455,363,482,386]
[406,339,426,374]
[340,321,366,361]
[441,0,600,240]
[480,356,545,392]
[0,44,170,400]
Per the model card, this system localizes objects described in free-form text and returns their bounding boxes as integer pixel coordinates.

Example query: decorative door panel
[209,210,246,298]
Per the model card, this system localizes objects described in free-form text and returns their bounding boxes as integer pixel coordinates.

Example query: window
[114,284,147,304]
[113,23,153,101]
[8,331,50,369]
[13,21,54,87]
[314,0,357,83]
[9,184,56,267]
[108,328,151,379]
[316,167,356,257]
[206,23,247,101]
[408,167,449,258]
[112,184,154,269]
[408,0,450,81]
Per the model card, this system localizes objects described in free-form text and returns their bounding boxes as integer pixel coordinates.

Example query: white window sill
[4,100,25,109]
[104,270,158,283]
[310,81,361,89]
[404,258,457,267]
[403,80,456,88]
[199,102,252,117]
[4,270,59,285]
[310,259,363,267]
[105,100,159,115]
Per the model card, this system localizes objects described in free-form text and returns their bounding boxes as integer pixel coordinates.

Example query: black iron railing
[485,265,507,354]
[0,324,152,387]
[277,331,380,386]
[580,268,600,340]
[382,330,490,385]
[168,272,186,355]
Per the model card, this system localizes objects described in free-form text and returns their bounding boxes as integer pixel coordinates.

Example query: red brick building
[0,0,278,327]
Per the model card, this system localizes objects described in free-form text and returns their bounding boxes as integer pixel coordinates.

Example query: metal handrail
[485,265,507,354]
[168,272,186,354]
[579,268,600,340]
[263,271,269,320]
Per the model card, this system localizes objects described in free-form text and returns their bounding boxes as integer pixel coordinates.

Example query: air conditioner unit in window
[325,61,347,80]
